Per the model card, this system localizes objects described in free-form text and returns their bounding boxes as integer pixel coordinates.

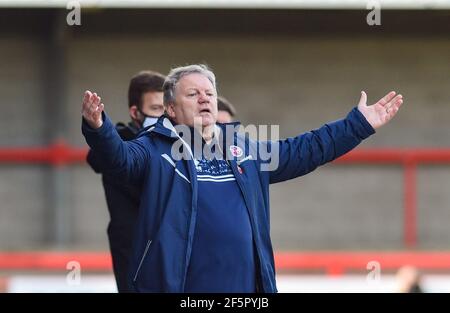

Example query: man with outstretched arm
[81,64,403,293]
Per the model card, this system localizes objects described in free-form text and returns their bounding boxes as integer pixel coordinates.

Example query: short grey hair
[163,64,216,106]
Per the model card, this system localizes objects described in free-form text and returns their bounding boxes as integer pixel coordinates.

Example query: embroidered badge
[229,145,243,158]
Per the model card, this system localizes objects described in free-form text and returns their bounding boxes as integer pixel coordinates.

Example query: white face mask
[142,116,159,128]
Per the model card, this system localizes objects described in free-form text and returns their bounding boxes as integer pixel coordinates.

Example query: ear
[129,105,140,120]
[166,103,176,119]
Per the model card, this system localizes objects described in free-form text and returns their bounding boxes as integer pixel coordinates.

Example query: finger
[386,98,403,117]
[94,98,102,111]
[85,97,96,114]
[89,93,99,108]
[85,100,96,116]
[93,93,100,104]
[83,91,92,104]
[378,91,396,107]
[386,94,403,113]
[391,96,403,113]
[89,92,96,107]
[83,93,97,117]
[388,101,402,119]
[82,99,91,113]
[91,103,104,122]
[93,100,103,113]
[83,100,95,116]
[87,93,100,114]
[82,91,93,112]
[358,91,367,107]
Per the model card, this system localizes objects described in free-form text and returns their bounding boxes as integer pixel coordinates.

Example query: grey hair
[163,64,216,106]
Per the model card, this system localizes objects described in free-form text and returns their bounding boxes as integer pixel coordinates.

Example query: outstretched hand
[357,91,403,129]
[82,90,104,129]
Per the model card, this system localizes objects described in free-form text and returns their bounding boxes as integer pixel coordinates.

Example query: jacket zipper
[180,158,198,292]
[230,160,267,292]
[133,239,152,282]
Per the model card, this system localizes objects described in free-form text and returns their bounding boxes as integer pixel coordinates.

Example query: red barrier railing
[334,149,450,248]
[0,252,112,271]
[275,251,450,275]
[2,251,450,276]
[0,140,86,166]
[2,142,450,248]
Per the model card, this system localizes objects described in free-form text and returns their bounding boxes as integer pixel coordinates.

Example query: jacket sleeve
[268,107,375,184]
[86,148,101,173]
[82,112,150,185]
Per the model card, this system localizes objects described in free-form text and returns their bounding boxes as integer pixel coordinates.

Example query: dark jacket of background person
[87,121,141,293]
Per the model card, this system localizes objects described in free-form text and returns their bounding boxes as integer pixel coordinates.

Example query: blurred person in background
[81,64,403,293]
[87,70,166,293]
[217,96,237,123]
[396,265,424,293]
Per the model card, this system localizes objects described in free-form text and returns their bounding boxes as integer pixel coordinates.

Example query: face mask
[142,116,159,128]
[137,107,161,128]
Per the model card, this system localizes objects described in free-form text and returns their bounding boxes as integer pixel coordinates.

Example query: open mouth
[199,108,211,114]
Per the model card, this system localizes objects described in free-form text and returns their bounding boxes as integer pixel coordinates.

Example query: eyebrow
[186,87,214,92]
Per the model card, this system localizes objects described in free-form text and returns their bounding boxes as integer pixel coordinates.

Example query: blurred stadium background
[1,0,450,292]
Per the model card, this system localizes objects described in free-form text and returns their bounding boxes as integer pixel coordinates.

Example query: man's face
[217,110,233,124]
[167,73,218,128]
[140,91,164,117]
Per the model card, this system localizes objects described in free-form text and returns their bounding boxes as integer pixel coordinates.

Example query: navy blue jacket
[87,122,141,293]
[82,107,375,292]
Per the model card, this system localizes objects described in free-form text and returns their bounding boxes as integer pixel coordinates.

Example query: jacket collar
[142,115,243,160]
[146,114,241,140]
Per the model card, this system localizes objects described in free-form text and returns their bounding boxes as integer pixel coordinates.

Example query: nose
[198,91,211,103]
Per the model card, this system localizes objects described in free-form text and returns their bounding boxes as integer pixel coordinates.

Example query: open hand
[82,90,104,129]
[357,91,403,129]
